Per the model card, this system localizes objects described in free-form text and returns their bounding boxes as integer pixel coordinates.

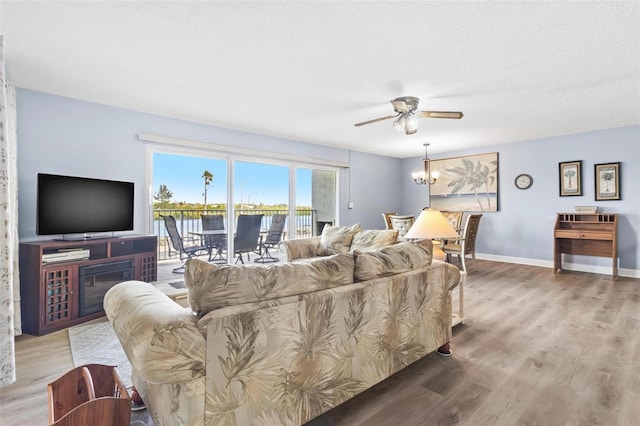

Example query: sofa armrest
[431,259,462,291]
[278,236,322,261]
[104,281,206,385]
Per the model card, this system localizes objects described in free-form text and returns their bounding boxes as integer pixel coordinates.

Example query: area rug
[68,278,189,391]
[68,319,132,389]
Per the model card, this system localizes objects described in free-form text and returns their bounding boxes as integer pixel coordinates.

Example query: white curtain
[0,35,21,388]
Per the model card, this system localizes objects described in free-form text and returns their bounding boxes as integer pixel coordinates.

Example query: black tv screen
[37,173,134,237]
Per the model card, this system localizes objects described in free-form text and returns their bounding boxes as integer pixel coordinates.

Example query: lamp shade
[404,208,459,240]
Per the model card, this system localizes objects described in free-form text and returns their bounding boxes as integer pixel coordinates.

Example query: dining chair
[441,211,464,234]
[161,215,208,273]
[255,214,287,263]
[390,215,415,239]
[234,214,264,264]
[382,212,397,230]
[441,211,464,246]
[201,214,226,262]
[442,214,482,273]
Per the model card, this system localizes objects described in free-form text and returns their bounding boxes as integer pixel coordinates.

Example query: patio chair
[161,215,209,273]
[255,214,287,263]
[234,214,264,264]
[201,214,226,263]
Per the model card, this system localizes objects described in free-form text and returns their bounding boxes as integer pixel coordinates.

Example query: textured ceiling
[2,1,639,158]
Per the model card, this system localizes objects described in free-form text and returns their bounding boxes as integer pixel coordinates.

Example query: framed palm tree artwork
[559,160,582,197]
[429,152,499,212]
[594,162,620,201]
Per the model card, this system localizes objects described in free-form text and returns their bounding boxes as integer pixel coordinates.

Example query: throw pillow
[350,229,399,252]
[317,223,363,256]
[353,239,433,282]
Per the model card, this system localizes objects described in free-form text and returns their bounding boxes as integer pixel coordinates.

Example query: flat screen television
[37,173,134,239]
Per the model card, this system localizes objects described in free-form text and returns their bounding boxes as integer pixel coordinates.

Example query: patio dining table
[189,230,227,263]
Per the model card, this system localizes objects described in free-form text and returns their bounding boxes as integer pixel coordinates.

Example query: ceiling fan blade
[391,99,410,113]
[419,111,464,119]
[354,115,397,127]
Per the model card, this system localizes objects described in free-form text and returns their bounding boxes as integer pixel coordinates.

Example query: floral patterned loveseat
[104,238,461,426]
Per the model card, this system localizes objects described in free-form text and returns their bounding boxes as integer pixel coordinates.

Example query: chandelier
[411,143,439,185]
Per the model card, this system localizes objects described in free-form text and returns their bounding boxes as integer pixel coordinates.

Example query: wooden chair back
[48,364,130,426]
[382,212,397,230]
[462,214,482,255]
[441,211,464,234]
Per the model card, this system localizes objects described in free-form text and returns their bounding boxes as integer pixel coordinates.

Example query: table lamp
[404,208,459,240]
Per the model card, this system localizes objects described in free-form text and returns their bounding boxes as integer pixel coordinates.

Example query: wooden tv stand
[19,235,157,335]
[553,213,618,279]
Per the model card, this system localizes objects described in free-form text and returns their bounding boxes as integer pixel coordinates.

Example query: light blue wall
[15,88,638,275]
[16,88,402,239]
[402,126,640,274]
[343,151,403,229]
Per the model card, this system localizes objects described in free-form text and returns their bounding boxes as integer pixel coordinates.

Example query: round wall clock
[515,173,533,190]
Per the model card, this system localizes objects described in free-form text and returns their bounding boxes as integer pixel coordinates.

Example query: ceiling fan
[354,96,463,135]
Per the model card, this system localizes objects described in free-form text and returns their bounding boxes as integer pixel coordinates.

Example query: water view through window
[152,152,336,260]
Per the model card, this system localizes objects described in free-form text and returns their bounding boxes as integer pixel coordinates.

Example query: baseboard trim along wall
[475,253,639,279]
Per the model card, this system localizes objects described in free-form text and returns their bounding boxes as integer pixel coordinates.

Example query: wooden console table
[553,213,618,279]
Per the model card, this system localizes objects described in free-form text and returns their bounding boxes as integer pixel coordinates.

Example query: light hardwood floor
[1,259,638,425]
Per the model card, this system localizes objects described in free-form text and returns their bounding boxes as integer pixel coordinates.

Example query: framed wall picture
[559,161,582,196]
[594,162,620,201]
[429,152,499,212]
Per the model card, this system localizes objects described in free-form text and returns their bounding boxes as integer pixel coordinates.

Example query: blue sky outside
[153,153,312,206]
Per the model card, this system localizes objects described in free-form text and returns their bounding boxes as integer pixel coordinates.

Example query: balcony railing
[153,208,316,260]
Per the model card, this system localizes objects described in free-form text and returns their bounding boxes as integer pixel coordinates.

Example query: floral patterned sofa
[104,238,461,426]
[279,223,399,262]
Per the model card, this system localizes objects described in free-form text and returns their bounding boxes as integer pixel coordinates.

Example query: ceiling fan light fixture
[393,116,406,132]
[405,114,419,132]
[393,112,419,135]
[353,96,463,132]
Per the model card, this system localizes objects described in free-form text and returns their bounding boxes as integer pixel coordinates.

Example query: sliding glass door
[152,152,228,259]
[152,152,338,262]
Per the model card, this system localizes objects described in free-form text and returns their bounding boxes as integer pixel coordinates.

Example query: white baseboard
[475,253,640,279]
